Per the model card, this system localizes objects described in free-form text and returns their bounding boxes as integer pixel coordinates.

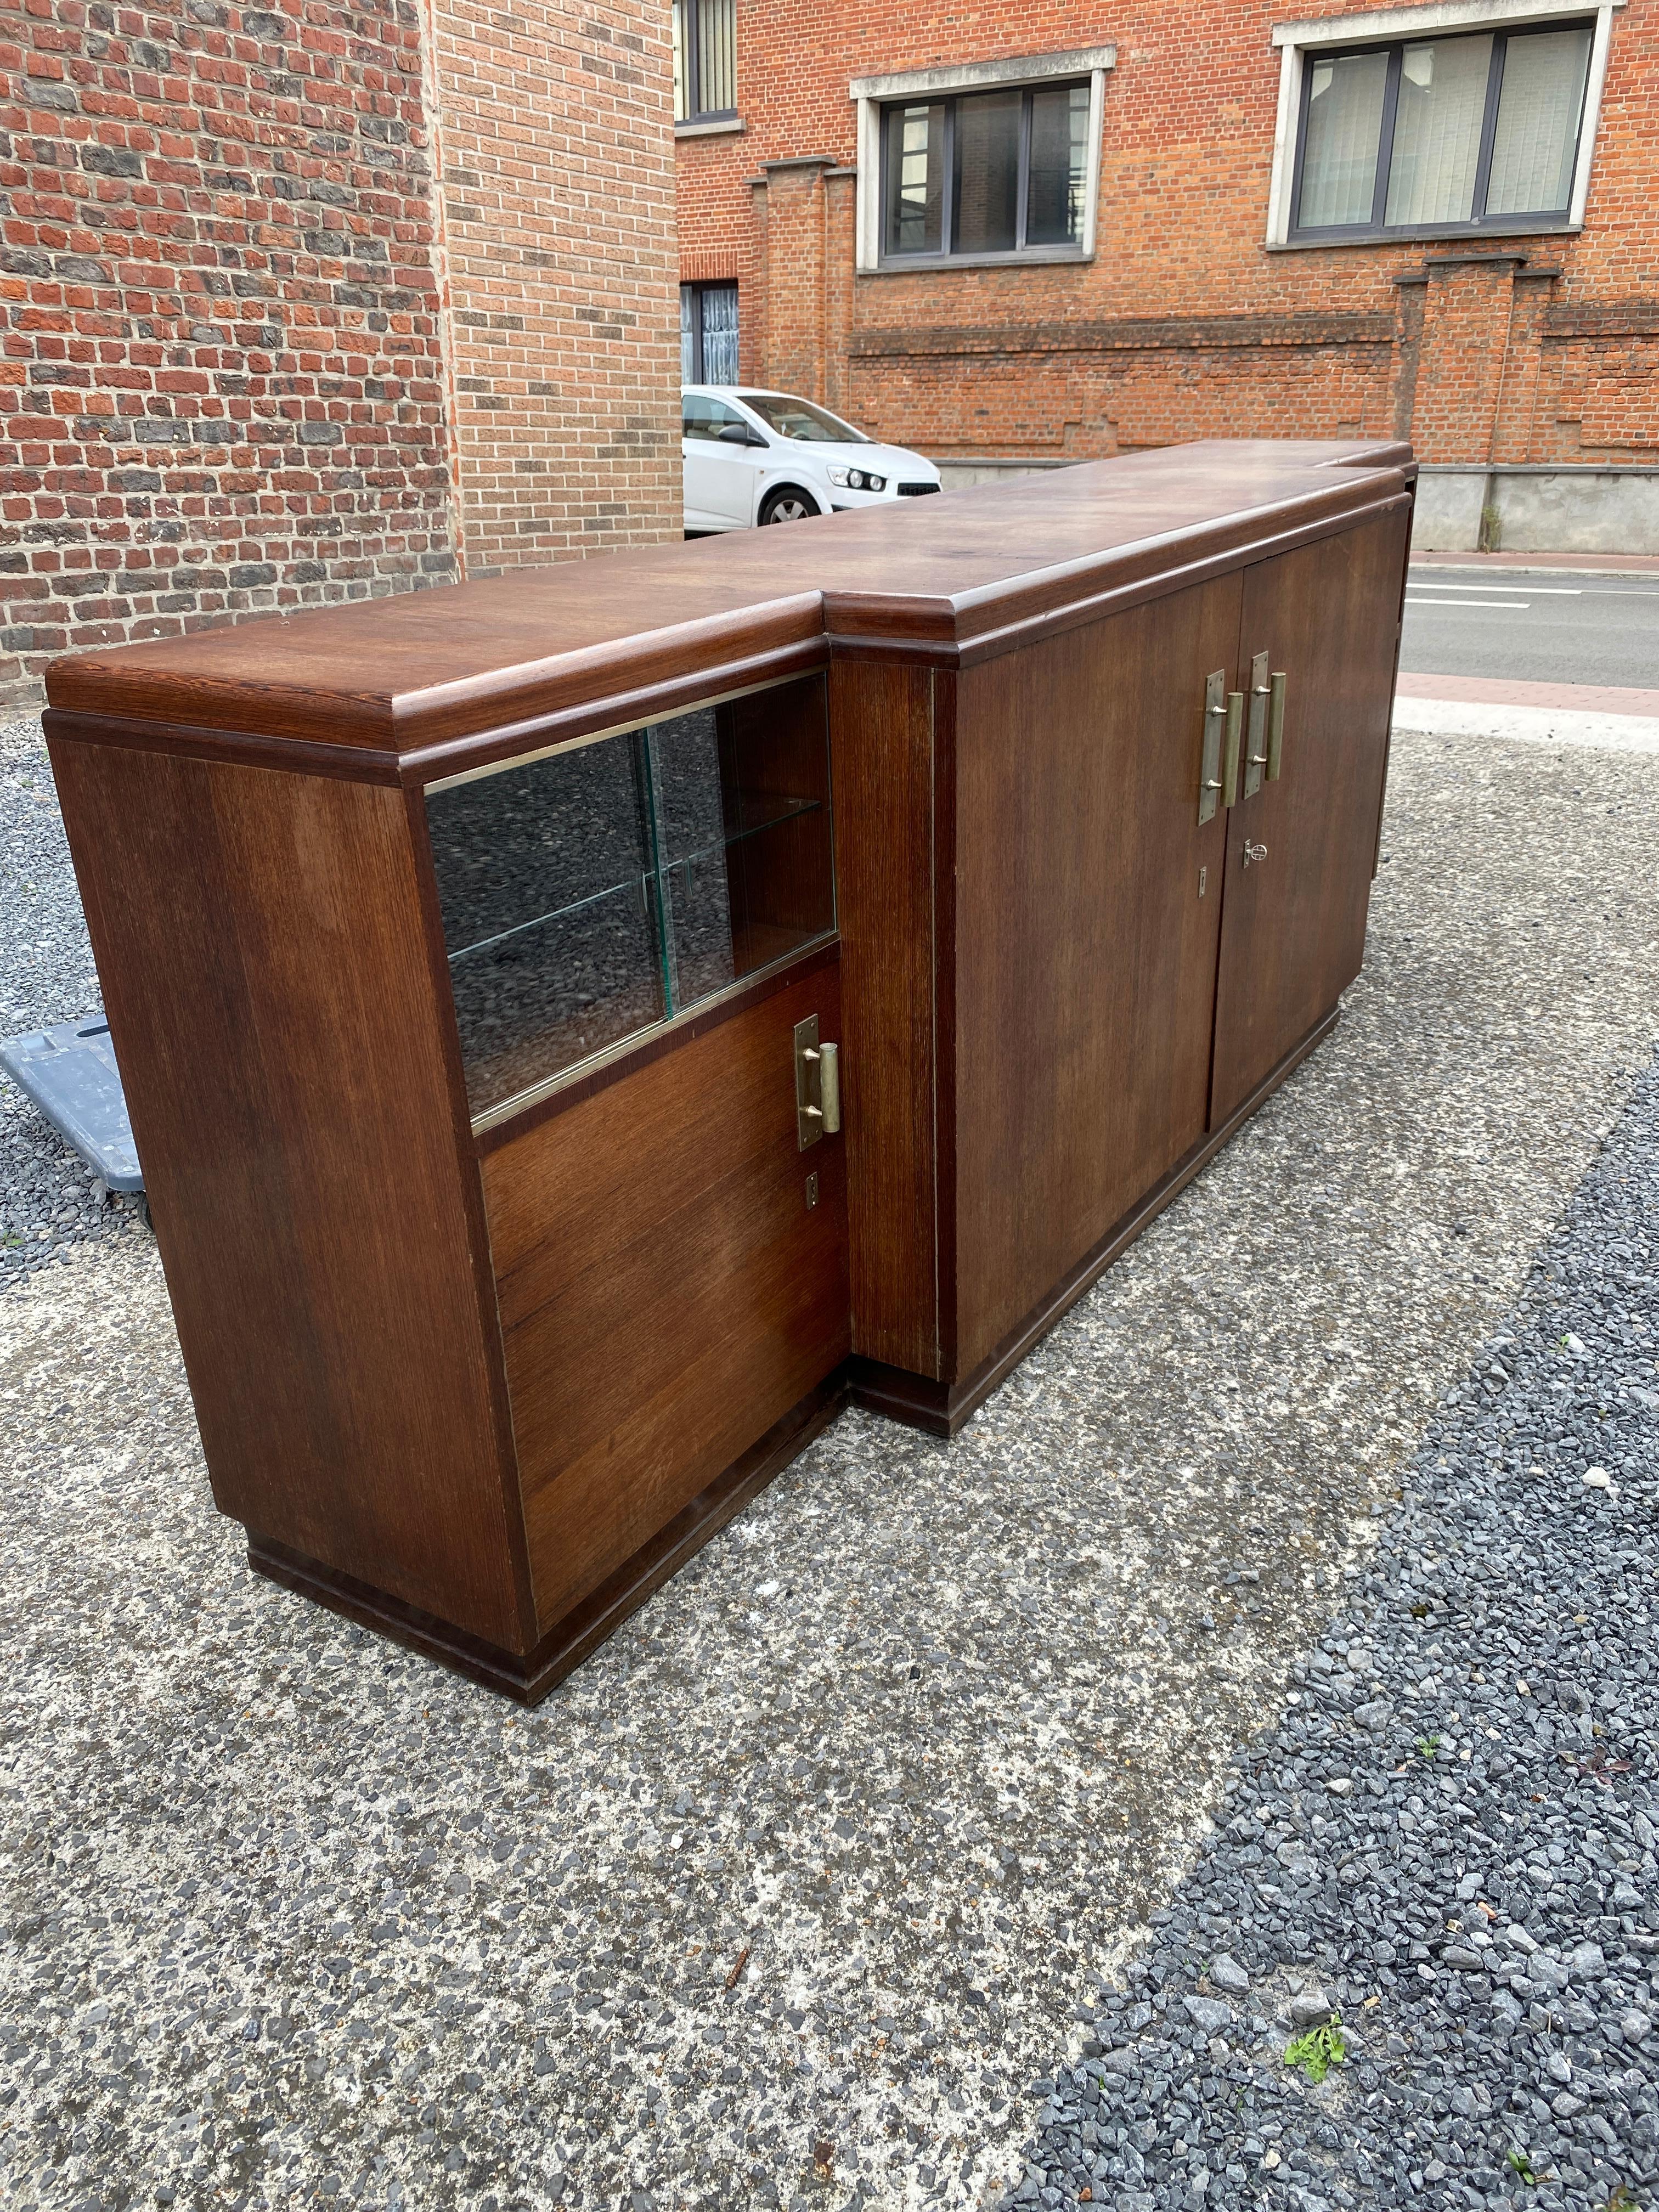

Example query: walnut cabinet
[44,439,1413,1699]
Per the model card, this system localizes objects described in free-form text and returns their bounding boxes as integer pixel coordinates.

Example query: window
[681,392,748,438]
[673,0,735,124]
[851,48,1113,272]
[736,393,865,442]
[881,81,1092,259]
[680,283,739,384]
[1274,3,1610,244]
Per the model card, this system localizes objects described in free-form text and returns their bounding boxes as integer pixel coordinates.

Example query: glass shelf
[426,673,834,1120]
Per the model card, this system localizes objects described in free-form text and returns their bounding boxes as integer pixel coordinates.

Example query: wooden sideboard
[44,438,1413,1700]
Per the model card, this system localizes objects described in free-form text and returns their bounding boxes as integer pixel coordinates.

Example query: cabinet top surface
[46,439,1413,761]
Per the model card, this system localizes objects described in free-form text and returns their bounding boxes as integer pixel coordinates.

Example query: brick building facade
[0,0,680,704]
[674,0,1656,491]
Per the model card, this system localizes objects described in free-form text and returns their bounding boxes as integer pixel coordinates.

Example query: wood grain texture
[1209,502,1412,1126]
[717,675,836,975]
[48,739,532,1651]
[830,658,941,1377]
[43,442,1414,763]
[482,965,850,1634]
[247,1367,844,1703]
[949,576,1243,1379]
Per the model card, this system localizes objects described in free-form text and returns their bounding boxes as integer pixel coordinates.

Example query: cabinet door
[1209,506,1409,1128]
[482,964,850,1635]
[950,572,1241,1378]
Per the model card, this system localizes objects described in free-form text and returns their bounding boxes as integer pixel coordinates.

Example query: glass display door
[424,672,834,1124]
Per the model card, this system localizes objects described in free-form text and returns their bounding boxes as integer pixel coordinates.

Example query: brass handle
[1266,671,1286,781]
[1243,650,1270,797]
[1198,669,1228,824]
[819,1041,840,1135]
[1222,693,1243,809]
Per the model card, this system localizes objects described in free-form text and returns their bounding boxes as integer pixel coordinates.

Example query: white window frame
[849,47,1115,273]
[1265,0,1622,247]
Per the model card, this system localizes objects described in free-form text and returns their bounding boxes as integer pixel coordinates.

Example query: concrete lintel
[849,47,1115,103]
[1273,0,1620,48]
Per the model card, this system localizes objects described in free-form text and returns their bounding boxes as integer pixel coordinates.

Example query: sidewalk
[1393,673,1659,754]
[1411,552,1659,579]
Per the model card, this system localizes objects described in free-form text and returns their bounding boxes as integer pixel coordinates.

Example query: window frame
[1266,0,1621,249]
[680,281,740,386]
[850,48,1114,274]
[673,0,737,127]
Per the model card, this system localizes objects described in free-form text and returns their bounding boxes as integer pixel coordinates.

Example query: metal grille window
[680,283,739,384]
[1290,18,1593,239]
[881,80,1091,259]
[673,0,736,123]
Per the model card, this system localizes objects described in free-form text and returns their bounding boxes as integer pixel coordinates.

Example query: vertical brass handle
[819,1041,840,1135]
[1222,692,1243,809]
[1243,650,1270,798]
[1198,668,1227,824]
[1266,672,1286,781]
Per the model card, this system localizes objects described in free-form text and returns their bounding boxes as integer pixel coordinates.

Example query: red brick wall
[0,0,682,704]
[675,0,1659,469]
[424,0,681,572]
[0,0,458,699]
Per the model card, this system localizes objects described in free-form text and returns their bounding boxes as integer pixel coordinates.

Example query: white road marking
[1405,597,1530,609]
[1406,579,1581,595]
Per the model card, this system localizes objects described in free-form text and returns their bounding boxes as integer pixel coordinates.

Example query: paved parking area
[2,718,1657,2211]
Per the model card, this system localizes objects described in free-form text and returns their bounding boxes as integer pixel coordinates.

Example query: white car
[682,386,941,532]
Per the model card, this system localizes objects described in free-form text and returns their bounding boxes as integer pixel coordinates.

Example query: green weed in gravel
[1283,2018,1346,2084]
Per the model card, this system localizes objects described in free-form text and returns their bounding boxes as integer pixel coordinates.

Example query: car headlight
[866,474,885,492]
[827,466,885,492]
[827,465,851,487]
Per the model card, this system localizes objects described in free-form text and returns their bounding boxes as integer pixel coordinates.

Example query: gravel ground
[0,719,1656,2211]
[0,713,149,1284]
[1008,1047,1659,2212]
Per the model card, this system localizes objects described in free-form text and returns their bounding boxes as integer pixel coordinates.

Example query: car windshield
[737,393,868,444]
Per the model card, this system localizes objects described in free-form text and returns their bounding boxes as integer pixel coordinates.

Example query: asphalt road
[1401,563,1659,688]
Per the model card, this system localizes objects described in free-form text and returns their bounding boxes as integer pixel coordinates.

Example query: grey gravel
[0,714,149,1283]
[1,720,1657,2210]
[1007,1046,1659,2212]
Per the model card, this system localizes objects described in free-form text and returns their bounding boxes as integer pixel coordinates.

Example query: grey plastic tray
[0,1015,143,1193]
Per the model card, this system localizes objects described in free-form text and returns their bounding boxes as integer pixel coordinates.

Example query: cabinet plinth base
[849,1002,1342,1440]
[248,1370,847,1705]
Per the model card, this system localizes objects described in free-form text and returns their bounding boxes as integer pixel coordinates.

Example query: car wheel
[758,487,817,526]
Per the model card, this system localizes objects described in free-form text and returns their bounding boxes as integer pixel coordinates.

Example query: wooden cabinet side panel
[48,738,528,1652]
[951,580,1241,1379]
[1210,503,1412,1124]
[830,659,941,1377]
[486,967,851,1637]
